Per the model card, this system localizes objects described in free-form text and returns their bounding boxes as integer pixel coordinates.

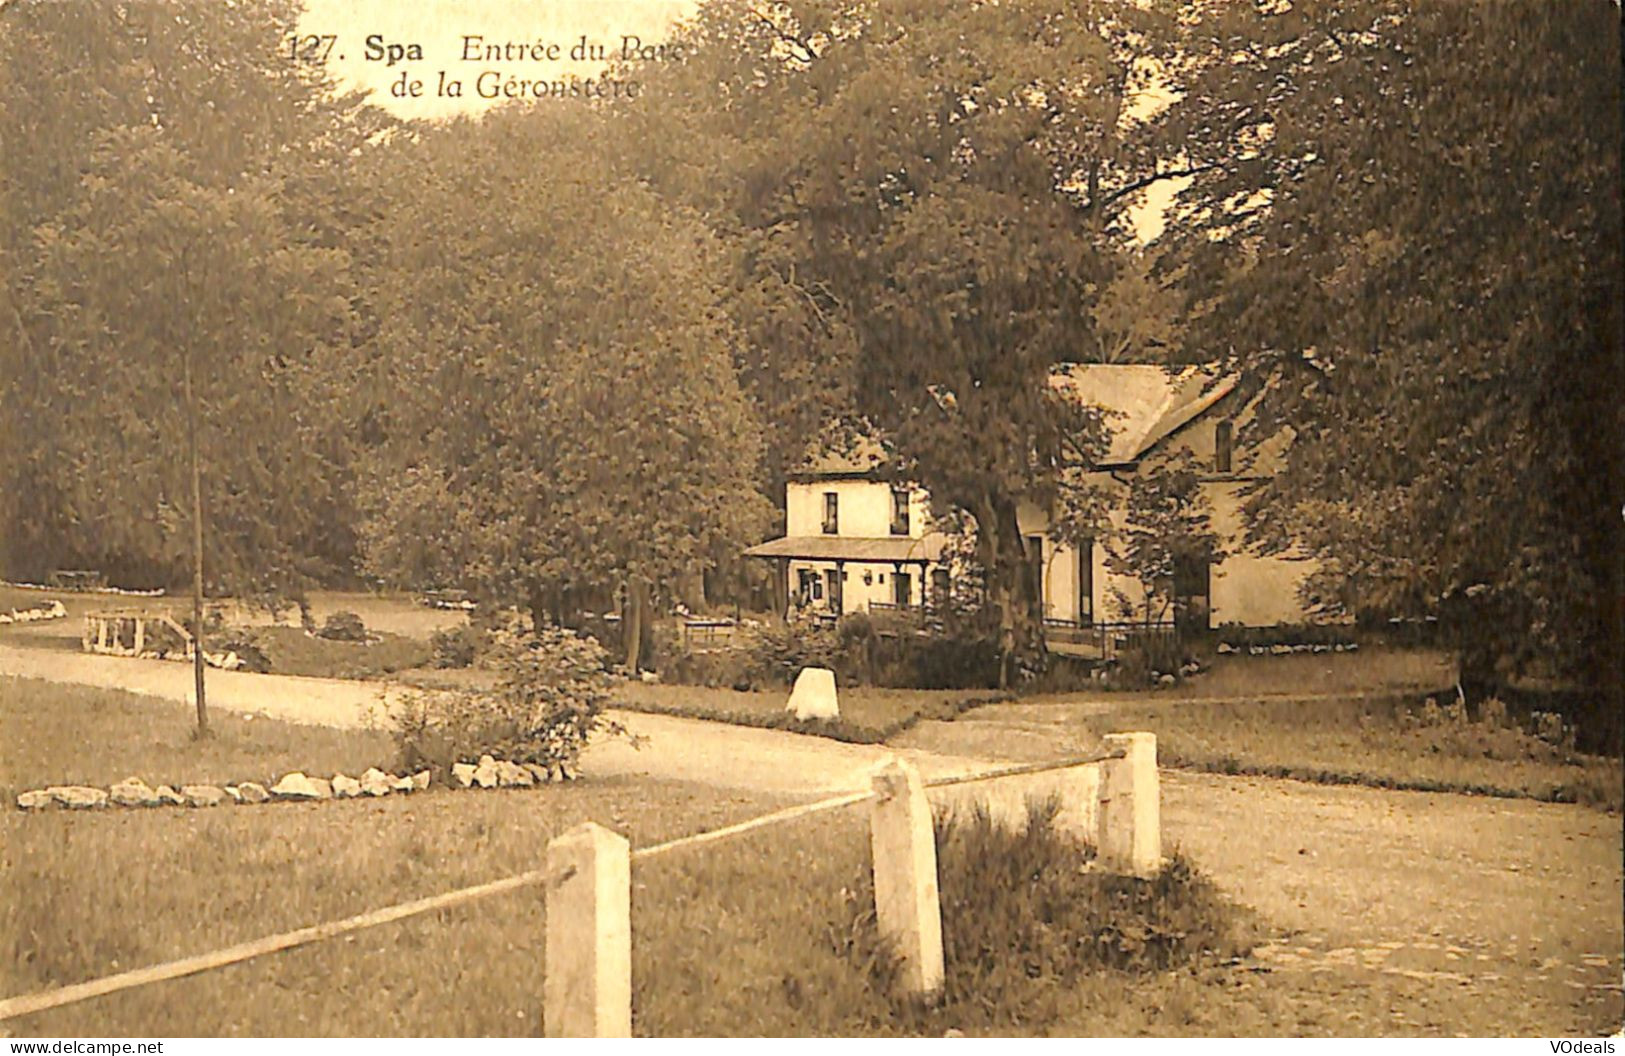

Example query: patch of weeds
[317,610,368,642]
[829,801,1253,1033]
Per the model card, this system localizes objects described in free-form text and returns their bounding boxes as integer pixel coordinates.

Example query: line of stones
[15,753,580,812]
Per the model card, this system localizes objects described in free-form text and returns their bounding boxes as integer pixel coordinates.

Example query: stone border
[0,600,68,625]
[1217,640,1360,656]
[14,754,581,812]
[1,579,164,597]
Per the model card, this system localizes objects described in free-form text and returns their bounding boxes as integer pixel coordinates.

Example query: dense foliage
[0,0,386,595]
[1152,1,1623,693]
[392,627,624,776]
[3,0,1617,706]
[351,107,769,671]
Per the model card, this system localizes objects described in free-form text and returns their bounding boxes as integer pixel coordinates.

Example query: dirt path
[0,644,994,796]
[1164,770,1622,1035]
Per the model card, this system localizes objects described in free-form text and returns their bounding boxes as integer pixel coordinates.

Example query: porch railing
[1043,617,1178,660]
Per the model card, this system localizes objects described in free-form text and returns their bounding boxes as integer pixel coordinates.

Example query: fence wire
[0,748,1121,1024]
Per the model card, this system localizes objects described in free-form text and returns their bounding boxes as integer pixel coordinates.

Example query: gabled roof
[789,365,1238,479]
[1049,364,1236,466]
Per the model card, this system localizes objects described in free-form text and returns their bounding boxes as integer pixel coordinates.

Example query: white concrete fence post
[1097,732,1162,878]
[544,821,631,1038]
[869,756,945,1000]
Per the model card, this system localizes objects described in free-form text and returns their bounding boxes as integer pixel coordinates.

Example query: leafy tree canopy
[1152,0,1622,688]
[355,105,770,665]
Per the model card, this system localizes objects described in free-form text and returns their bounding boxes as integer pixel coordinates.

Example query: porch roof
[742,534,948,563]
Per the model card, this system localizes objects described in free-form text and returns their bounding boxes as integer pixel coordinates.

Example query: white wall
[786,479,927,539]
[783,479,936,616]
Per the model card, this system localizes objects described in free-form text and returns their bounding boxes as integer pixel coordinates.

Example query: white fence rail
[0,734,1163,1034]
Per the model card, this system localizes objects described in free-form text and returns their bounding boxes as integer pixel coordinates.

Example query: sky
[299,0,1180,239]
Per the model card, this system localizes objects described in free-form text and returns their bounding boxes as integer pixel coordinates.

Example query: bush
[392,626,626,776]
[1396,694,1584,762]
[662,645,759,690]
[318,610,368,642]
[1106,633,1191,689]
[749,619,856,685]
[213,631,271,673]
[1214,622,1357,650]
[830,802,1250,1030]
[875,631,1001,690]
[429,624,483,669]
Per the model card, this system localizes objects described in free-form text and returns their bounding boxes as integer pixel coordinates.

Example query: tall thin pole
[183,345,207,734]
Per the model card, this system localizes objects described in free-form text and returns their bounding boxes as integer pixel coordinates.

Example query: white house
[741,439,952,617]
[744,365,1319,632]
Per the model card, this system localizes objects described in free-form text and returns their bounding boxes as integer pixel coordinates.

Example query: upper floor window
[1214,421,1234,474]
[822,491,839,534]
[890,488,911,535]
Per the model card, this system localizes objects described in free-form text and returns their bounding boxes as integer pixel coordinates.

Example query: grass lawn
[0,678,396,797]
[923,694,1623,811]
[609,682,1005,744]
[1185,648,1456,697]
[228,625,430,680]
[1,680,1606,1036]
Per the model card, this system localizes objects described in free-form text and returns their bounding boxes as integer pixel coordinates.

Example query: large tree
[0,0,386,588]
[1153,2,1623,702]
[355,107,769,671]
[622,0,1189,682]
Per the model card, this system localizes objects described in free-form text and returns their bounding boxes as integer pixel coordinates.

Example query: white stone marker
[869,757,945,999]
[1097,732,1161,878]
[544,821,631,1038]
[786,666,840,720]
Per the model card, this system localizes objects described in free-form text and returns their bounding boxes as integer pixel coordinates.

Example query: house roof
[1049,364,1237,465]
[788,365,1238,479]
[742,534,949,563]
[788,432,890,480]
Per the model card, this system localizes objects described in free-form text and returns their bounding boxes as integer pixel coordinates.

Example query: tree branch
[1100,163,1221,209]
[749,9,820,64]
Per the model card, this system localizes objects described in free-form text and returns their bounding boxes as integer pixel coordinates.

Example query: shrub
[1214,622,1358,649]
[1398,694,1584,763]
[213,630,271,673]
[429,624,483,669]
[876,631,1000,690]
[749,619,854,685]
[663,645,758,690]
[1106,633,1190,689]
[392,626,626,776]
[318,610,368,642]
[830,802,1250,1030]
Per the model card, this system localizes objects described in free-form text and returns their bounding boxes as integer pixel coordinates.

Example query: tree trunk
[976,493,1045,689]
[183,345,207,736]
[623,577,649,673]
[528,584,551,635]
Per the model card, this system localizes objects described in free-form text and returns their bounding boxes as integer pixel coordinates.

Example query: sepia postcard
[1,0,1620,1043]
